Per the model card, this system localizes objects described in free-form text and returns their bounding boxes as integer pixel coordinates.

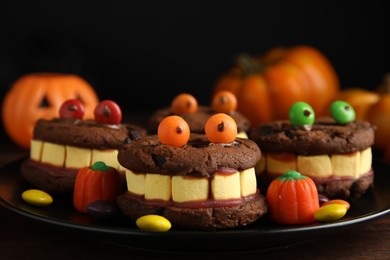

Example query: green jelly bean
[314,204,347,222]
[22,189,53,206]
[136,214,172,232]
[288,102,315,128]
[330,100,356,124]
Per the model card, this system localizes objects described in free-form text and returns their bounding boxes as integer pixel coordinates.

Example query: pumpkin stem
[235,53,262,75]
[277,170,307,181]
[91,161,111,171]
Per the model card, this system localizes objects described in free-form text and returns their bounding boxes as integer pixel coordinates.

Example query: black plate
[1,159,390,253]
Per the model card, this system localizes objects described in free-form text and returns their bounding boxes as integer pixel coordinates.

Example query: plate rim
[1,158,390,251]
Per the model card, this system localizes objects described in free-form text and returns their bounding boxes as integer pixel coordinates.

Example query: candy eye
[330,100,356,124]
[171,93,198,115]
[289,102,315,127]
[158,115,190,147]
[94,100,122,125]
[205,113,237,143]
[211,90,237,114]
[59,99,85,119]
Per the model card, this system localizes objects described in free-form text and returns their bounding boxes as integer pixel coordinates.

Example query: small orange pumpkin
[266,170,319,225]
[365,94,390,151]
[73,161,123,213]
[2,73,99,149]
[334,88,380,120]
[334,74,390,154]
[213,45,340,127]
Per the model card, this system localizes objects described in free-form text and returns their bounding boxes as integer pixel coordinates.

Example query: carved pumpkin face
[2,73,99,149]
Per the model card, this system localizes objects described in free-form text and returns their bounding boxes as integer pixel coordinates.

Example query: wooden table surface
[1,122,390,259]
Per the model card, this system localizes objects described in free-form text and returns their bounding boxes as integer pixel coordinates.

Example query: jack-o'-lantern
[2,73,99,149]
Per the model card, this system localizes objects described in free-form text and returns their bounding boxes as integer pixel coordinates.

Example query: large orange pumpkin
[2,73,99,149]
[213,45,340,127]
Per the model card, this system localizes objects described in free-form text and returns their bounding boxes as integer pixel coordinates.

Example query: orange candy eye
[171,93,198,115]
[158,115,190,147]
[212,90,237,114]
[205,113,237,143]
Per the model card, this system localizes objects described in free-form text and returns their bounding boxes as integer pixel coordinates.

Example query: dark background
[0,1,389,114]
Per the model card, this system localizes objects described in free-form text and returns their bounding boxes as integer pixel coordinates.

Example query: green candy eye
[289,102,315,127]
[330,100,356,124]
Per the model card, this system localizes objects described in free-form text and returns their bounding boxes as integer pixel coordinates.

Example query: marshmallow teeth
[30,140,123,171]
[256,148,372,179]
[124,167,258,203]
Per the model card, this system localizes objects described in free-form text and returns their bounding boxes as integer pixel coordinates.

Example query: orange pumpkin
[334,74,390,154]
[334,88,380,120]
[2,73,99,149]
[73,161,123,213]
[213,45,340,127]
[365,94,390,151]
[266,170,319,225]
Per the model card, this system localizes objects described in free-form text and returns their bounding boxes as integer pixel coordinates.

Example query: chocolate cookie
[249,117,375,155]
[116,133,267,230]
[33,118,145,149]
[249,117,376,199]
[21,118,147,193]
[118,133,260,176]
[148,105,251,134]
[117,191,267,230]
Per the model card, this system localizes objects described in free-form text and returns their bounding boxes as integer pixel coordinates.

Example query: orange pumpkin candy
[73,161,123,213]
[266,170,319,225]
[213,45,340,127]
[2,73,99,149]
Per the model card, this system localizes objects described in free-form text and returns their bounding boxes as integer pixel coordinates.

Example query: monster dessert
[117,113,267,230]
[148,91,251,138]
[249,101,376,199]
[21,99,146,193]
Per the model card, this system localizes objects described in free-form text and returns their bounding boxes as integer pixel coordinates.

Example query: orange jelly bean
[205,113,237,143]
[212,90,237,114]
[158,115,190,147]
[322,199,350,210]
[171,93,198,115]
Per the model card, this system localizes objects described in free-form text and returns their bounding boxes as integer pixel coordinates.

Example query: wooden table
[1,127,390,259]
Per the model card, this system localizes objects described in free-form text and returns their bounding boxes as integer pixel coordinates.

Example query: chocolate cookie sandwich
[249,101,376,199]
[117,113,267,230]
[21,99,146,193]
[148,91,251,138]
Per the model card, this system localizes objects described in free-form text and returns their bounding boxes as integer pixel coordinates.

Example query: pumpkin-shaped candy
[2,73,99,149]
[73,161,123,213]
[266,170,319,225]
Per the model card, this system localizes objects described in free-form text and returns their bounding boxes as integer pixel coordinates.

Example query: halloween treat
[148,92,251,138]
[249,101,376,199]
[266,170,319,225]
[136,215,172,232]
[73,161,123,214]
[21,189,53,207]
[21,99,146,193]
[117,114,267,230]
[1,73,99,149]
[314,204,348,222]
[322,199,350,209]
